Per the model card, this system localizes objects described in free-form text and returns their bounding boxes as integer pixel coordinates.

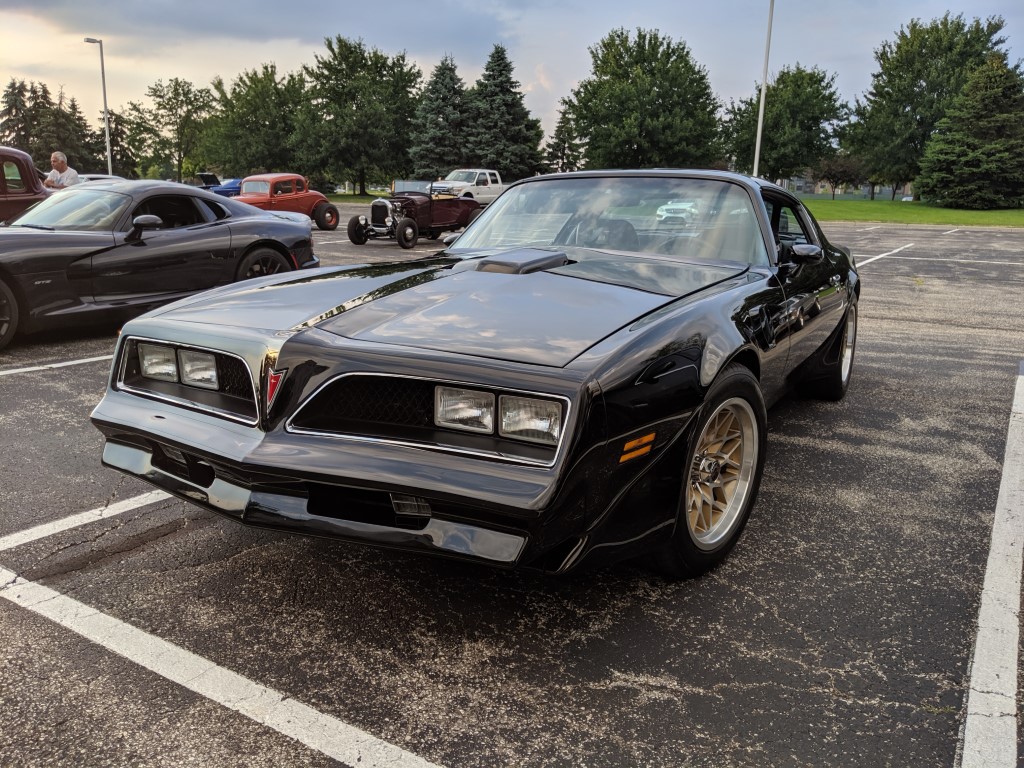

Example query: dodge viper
[0,180,318,350]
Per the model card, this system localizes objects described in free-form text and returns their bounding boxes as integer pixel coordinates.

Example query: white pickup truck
[430,169,505,204]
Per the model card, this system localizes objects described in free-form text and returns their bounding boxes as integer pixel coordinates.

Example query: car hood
[151,250,747,367]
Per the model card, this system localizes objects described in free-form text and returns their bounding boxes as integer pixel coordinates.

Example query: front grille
[292,375,434,433]
[117,337,258,424]
[371,201,389,226]
[289,374,563,466]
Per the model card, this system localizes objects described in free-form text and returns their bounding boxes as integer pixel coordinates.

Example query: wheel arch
[240,239,297,270]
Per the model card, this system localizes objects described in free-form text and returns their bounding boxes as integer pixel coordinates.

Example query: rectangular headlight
[138,343,177,382]
[178,349,218,390]
[499,395,562,445]
[435,386,494,433]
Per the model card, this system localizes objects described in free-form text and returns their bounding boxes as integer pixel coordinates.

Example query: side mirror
[442,233,461,246]
[126,214,163,242]
[788,243,824,264]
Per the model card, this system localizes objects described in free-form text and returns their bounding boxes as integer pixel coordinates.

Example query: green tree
[725,64,845,181]
[203,64,305,177]
[568,28,720,169]
[295,36,421,194]
[544,101,585,172]
[812,151,867,199]
[462,44,544,180]
[916,54,1024,209]
[409,55,469,180]
[854,13,1007,197]
[0,79,32,150]
[136,78,214,182]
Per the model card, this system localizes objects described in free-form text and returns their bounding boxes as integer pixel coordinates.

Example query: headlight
[138,343,178,382]
[435,386,494,433]
[178,349,218,390]
[499,395,562,445]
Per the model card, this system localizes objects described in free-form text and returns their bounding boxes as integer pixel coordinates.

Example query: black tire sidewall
[0,279,19,350]
[315,204,339,231]
[347,215,367,245]
[396,217,418,249]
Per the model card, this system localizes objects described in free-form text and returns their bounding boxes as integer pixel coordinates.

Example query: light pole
[752,0,775,179]
[84,37,112,175]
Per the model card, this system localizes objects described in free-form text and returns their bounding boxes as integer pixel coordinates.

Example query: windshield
[445,171,477,183]
[452,176,770,266]
[8,188,132,232]
[241,180,270,195]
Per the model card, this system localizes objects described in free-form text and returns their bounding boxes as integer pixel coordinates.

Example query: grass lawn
[804,199,1024,227]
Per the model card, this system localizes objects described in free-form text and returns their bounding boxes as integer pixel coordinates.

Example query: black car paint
[0,180,318,338]
[91,171,858,573]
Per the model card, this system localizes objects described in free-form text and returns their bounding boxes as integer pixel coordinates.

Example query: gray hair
[51,151,67,162]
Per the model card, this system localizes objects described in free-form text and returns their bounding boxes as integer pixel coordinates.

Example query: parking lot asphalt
[1,221,1022,767]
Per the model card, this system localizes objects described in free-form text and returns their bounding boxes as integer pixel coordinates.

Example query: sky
[3,0,1022,141]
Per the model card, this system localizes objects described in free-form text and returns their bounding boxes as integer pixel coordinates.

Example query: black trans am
[91,170,859,577]
[0,180,318,350]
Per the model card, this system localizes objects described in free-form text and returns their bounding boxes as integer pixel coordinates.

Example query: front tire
[347,215,368,245]
[655,364,767,579]
[236,248,290,281]
[0,279,20,351]
[314,203,339,231]
[395,217,418,249]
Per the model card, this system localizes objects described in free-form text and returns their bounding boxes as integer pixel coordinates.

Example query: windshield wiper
[11,223,55,231]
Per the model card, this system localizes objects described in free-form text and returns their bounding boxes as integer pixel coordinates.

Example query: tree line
[2,13,1022,209]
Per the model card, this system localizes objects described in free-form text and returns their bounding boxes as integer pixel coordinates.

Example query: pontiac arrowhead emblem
[266,368,286,411]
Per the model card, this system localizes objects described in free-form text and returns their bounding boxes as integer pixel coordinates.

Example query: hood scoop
[458,248,571,274]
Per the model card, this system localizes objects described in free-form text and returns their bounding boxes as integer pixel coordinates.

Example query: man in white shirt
[43,151,80,189]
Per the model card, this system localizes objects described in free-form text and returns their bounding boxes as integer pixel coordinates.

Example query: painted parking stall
[1,223,1023,766]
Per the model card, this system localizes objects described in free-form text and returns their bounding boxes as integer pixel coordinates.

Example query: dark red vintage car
[236,173,339,231]
[1,146,49,222]
[347,191,482,249]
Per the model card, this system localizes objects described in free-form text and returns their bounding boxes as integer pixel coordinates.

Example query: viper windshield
[9,188,132,232]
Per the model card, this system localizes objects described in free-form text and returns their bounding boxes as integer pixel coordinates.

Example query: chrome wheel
[687,397,759,550]
[839,304,857,383]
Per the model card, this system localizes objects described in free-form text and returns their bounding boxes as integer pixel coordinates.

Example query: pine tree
[462,45,544,181]
[409,55,468,180]
[0,79,32,150]
[544,101,585,172]
[916,54,1024,209]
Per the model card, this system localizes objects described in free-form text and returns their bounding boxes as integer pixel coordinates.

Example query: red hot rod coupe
[236,173,340,231]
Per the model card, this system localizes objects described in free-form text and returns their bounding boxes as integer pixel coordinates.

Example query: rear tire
[395,217,418,249]
[314,203,339,231]
[0,279,19,351]
[801,302,857,401]
[655,364,767,579]
[236,248,290,281]
[347,215,368,245]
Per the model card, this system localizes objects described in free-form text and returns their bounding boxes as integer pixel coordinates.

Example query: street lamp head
[84,37,101,44]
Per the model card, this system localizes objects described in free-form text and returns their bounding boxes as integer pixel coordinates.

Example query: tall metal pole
[752,0,775,179]
[84,37,113,175]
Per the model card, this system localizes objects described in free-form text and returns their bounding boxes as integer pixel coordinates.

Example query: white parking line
[856,243,914,267]
[860,256,1021,267]
[0,491,169,553]
[0,566,440,768]
[958,362,1024,768]
[855,225,881,231]
[943,228,961,235]
[0,354,112,376]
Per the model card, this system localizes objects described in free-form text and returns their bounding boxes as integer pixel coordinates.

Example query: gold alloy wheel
[687,397,759,550]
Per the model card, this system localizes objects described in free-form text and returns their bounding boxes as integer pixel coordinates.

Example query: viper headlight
[178,349,218,390]
[435,386,494,433]
[138,343,177,382]
[499,395,562,445]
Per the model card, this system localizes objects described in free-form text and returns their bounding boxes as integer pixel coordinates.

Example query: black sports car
[0,180,318,350]
[91,170,858,578]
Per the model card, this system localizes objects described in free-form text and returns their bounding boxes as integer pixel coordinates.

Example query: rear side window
[3,161,26,192]
[199,198,230,221]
